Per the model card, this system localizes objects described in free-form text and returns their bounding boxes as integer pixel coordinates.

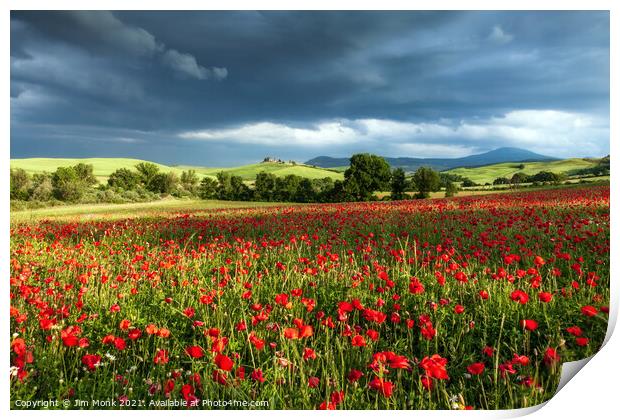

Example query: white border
[2,2,616,420]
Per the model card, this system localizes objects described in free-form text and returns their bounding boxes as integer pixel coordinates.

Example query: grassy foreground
[10,199,289,223]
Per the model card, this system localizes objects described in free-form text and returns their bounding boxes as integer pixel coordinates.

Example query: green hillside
[444,158,600,185]
[11,158,343,183]
[10,158,198,183]
[178,162,343,181]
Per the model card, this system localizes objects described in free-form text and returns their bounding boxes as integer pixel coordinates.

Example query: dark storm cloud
[10,11,610,165]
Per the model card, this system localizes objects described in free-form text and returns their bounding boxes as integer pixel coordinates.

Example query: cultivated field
[10,186,609,409]
[444,158,601,185]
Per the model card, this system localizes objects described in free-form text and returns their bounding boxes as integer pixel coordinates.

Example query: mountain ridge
[305,147,557,172]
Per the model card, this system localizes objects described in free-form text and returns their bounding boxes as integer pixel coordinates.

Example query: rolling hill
[444,158,602,185]
[306,147,555,172]
[179,162,344,181]
[11,158,344,183]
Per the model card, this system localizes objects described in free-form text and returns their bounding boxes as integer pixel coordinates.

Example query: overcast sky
[10,11,609,166]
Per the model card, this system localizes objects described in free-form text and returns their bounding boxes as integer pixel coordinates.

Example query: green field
[180,162,343,181]
[11,158,343,183]
[10,158,197,183]
[10,198,290,223]
[444,158,600,185]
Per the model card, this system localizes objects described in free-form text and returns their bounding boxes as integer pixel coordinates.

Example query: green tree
[135,162,160,192]
[10,168,31,200]
[344,153,391,201]
[445,181,459,197]
[510,172,528,186]
[180,170,199,194]
[493,177,510,185]
[461,178,477,188]
[230,176,251,201]
[108,168,140,190]
[294,178,316,203]
[151,172,179,194]
[73,163,98,186]
[412,167,440,199]
[216,172,233,200]
[52,167,85,201]
[390,168,407,200]
[198,177,218,199]
[274,175,302,202]
[30,173,53,201]
[254,172,278,201]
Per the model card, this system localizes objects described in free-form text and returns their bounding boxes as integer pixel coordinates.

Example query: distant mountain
[305,147,556,172]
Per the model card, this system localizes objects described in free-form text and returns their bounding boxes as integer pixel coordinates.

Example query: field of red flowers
[10,185,610,410]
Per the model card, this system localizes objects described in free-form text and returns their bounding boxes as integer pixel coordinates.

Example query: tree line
[11,154,454,207]
[20,154,575,208]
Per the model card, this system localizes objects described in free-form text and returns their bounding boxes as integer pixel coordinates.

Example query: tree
[135,162,160,192]
[274,175,301,202]
[230,176,251,201]
[461,179,477,188]
[294,178,316,203]
[344,153,391,201]
[216,172,233,200]
[180,170,199,194]
[390,168,407,200]
[412,167,440,199]
[312,177,335,202]
[254,172,277,201]
[30,173,53,201]
[108,168,140,190]
[198,177,218,199]
[10,168,31,200]
[324,180,351,203]
[150,172,179,194]
[510,172,528,186]
[493,177,510,185]
[445,181,459,198]
[73,163,98,186]
[52,166,85,201]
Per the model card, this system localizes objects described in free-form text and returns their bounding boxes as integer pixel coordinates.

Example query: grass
[10,198,291,223]
[444,158,600,185]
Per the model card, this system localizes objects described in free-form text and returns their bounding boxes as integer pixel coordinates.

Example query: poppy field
[10,185,610,410]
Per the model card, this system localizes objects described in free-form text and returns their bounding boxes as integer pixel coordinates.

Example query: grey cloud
[161,49,227,80]
[11,11,225,81]
[10,11,609,165]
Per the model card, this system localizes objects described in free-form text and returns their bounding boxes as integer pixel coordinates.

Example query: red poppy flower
[538,292,553,303]
[114,337,127,350]
[581,305,598,317]
[214,354,234,371]
[186,345,204,359]
[351,334,366,347]
[369,377,394,398]
[308,376,319,388]
[467,362,485,375]
[566,326,583,337]
[420,354,449,380]
[153,349,169,365]
[250,368,265,383]
[520,319,538,331]
[347,369,364,383]
[510,290,529,304]
[543,348,560,366]
[576,337,589,346]
[82,354,101,371]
